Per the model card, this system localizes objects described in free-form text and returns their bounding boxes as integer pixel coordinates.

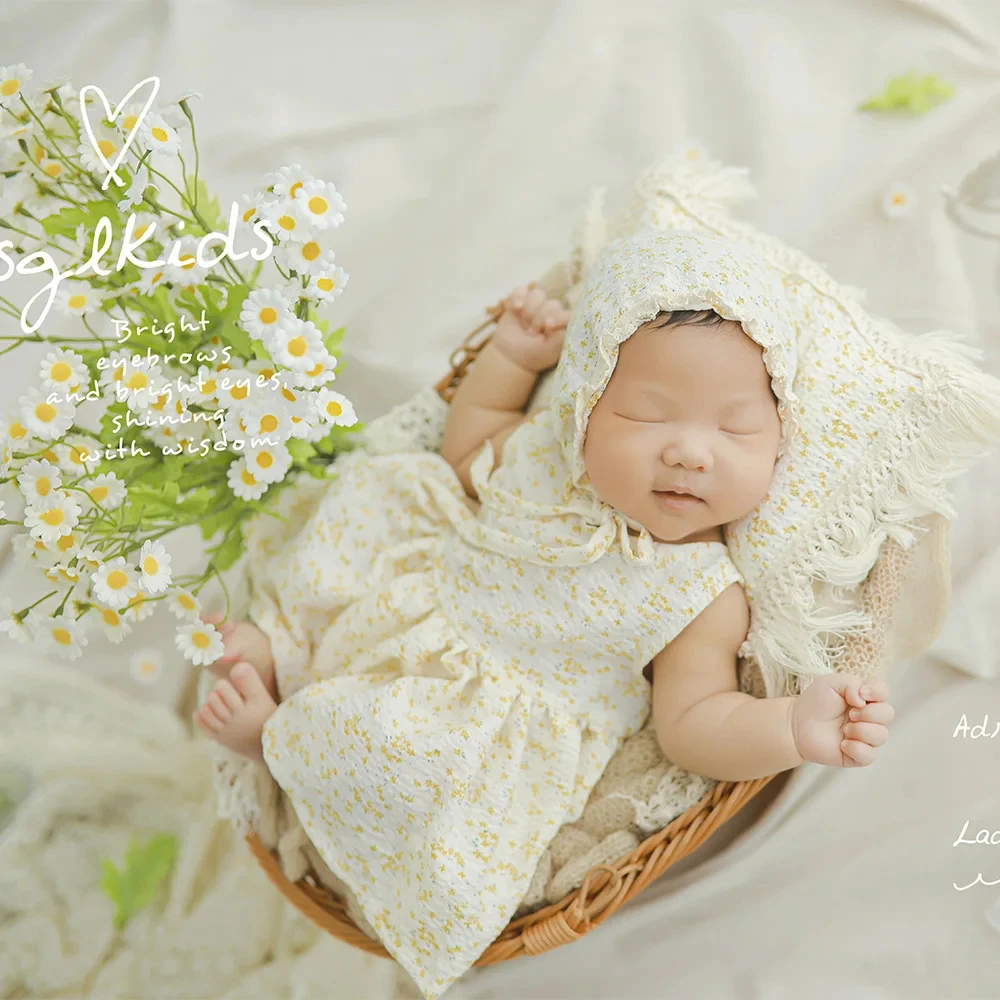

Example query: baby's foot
[192,662,277,764]
[199,612,277,699]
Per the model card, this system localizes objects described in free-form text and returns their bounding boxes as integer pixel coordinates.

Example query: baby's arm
[650,583,804,782]
[439,339,538,499]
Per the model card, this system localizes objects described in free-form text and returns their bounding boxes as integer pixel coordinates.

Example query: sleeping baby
[192,230,894,999]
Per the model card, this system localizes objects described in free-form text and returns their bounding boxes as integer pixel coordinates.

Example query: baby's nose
[660,433,713,471]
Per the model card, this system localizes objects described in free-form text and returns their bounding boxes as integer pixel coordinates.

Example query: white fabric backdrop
[2,1,1000,997]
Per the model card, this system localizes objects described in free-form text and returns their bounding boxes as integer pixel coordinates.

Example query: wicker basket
[244,305,784,967]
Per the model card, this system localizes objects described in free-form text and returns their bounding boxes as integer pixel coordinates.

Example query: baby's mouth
[653,489,704,510]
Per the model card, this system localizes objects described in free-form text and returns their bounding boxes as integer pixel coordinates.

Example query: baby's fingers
[842,721,888,747]
[534,300,568,333]
[840,739,877,766]
[849,701,894,725]
[860,679,890,703]
[506,285,531,311]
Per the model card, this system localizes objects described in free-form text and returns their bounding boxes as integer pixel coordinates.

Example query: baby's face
[582,317,782,544]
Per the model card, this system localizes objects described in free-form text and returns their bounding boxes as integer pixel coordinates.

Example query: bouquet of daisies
[0,64,363,665]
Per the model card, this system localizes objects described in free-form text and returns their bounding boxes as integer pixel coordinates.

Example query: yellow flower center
[241,468,257,485]
[43,161,63,178]
[151,126,169,142]
[192,630,211,649]
[287,335,307,357]
[231,384,249,401]
[308,196,328,215]
[326,400,343,417]
[306,363,323,377]
[179,254,196,270]
[301,242,320,261]
[142,555,159,575]
[259,414,278,432]
[150,272,164,285]
[177,593,196,610]
[281,388,296,403]
[201,379,216,394]
[69,445,90,466]
[107,569,129,591]
[102,608,120,626]
[36,476,52,496]
[10,421,28,439]
[288,181,303,199]
[90,484,109,503]
[1,79,20,97]
[278,215,296,231]
[41,508,64,527]
[259,307,278,324]
[56,533,76,551]
[259,367,275,379]
[41,448,58,463]
[98,139,117,157]
[53,627,72,645]
[67,294,87,309]
[35,402,57,423]
[50,362,73,381]
[242,206,256,222]
[122,114,139,131]
[126,372,149,390]
[317,277,335,292]
[257,452,274,469]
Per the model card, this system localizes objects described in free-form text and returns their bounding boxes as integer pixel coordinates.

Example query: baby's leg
[199,612,277,699]
[192,662,277,764]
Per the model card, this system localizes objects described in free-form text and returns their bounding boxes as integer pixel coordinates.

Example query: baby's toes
[843,721,888,747]
[229,661,273,704]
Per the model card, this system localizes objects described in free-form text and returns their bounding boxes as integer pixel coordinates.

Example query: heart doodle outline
[78,76,161,191]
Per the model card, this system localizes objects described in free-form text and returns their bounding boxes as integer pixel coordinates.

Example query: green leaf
[209,522,244,571]
[323,325,346,354]
[286,439,317,463]
[215,285,252,357]
[185,176,223,232]
[858,71,954,115]
[40,199,119,239]
[99,833,178,932]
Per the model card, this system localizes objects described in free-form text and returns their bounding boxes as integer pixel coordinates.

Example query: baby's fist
[492,284,570,374]
[790,674,894,769]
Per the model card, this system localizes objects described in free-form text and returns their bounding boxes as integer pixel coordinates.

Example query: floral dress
[245,408,743,1000]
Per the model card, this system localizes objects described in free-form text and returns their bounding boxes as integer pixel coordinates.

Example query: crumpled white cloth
[0,655,399,1000]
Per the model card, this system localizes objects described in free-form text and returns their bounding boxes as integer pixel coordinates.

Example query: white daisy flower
[113,100,152,136]
[227,456,270,500]
[135,264,170,294]
[313,388,359,427]
[122,590,156,624]
[16,458,62,503]
[54,280,102,317]
[36,156,69,185]
[117,165,151,213]
[54,437,102,477]
[123,371,169,416]
[236,192,265,226]
[167,587,202,619]
[240,287,292,343]
[175,620,224,667]
[93,603,132,643]
[77,123,121,174]
[97,348,134,390]
[293,179,346,230]
[76,545,104,571]
[91,555,140,609]
[139,113,180,157]
[181,365,223,408]
[23,491,80,543]
[44,563,83,586]
[239,397,294,445]
[287,352,339,390]
[305,264,349,303]
[40,614,87,660]
[882,181,917,219]
[51,529,83,560]
[215,366,256,409]
[19,388,75,440]
[0,64,34,103]
[276,240,335,277]
[163,235,207,284]
[39,348,88,396]
[0,598,32,644]
[271,317,325,371]
[81,472,125,510]
[243,439,292,485]
[261,197,309,243]
[137,539,172,594]
[263,163,314,200]
[129,648,163,684]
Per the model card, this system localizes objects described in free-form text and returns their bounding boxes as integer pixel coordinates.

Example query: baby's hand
[790,674,894,768]
[492,284,570,374]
